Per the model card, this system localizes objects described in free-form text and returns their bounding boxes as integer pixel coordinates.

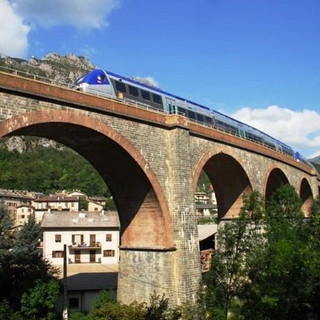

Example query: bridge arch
[193,150,253,219]
[299,177,313,215]
[0,109,173,248]
[264,167,289,201]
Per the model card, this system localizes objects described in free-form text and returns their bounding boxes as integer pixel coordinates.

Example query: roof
[196,203,217,209]
[41,211,120,229]
[57,263,118,291]
[198,224,217,241]
[34,195,79,202]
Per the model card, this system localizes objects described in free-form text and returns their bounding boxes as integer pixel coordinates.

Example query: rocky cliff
[0,53,97,152]
[0,52,96,84]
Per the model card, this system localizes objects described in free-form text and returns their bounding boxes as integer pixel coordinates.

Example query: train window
[129,85,139,96]
[196,114,204,122]
[204,116,212,124]
[152,93,162,104]
[188,111,196,120]
[141,90,151,100]
[115,81,126,93]
[178,107,186,115]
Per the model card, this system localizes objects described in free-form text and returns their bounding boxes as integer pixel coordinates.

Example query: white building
[41,210,120,265]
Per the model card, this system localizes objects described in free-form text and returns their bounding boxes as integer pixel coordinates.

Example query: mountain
[309,156,320,165]
[0,52,95,84]
[0,53,97,151]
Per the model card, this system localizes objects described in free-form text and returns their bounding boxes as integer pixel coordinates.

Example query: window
[103,250,115,257]
[129,85,139,96]
[196,114,204,122]
[52,251,64,258]
[106,234,112,242]
[152,93,162,104]
[72,234,84,245]
[188,111,196,120]
[141,90,151,101]
[55,234,61,243]
[115,81,126,92]
[177,107,186,115]
[69,297,79,309]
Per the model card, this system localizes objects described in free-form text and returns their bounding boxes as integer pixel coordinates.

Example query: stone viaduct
[0,71,319,305]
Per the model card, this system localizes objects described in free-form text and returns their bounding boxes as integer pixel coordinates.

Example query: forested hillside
[0,144,109,196]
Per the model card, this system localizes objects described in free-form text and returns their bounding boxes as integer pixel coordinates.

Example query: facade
[88,201,103,212]
[0,189,35,224]
[16,204,35,226]
[33,195,80,222]
[41,210,120,266]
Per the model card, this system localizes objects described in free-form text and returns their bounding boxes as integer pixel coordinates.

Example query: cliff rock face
[0,52,95,84]
[0,52,96,151]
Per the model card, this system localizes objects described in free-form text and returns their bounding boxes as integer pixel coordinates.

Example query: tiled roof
[34,195,79,202]
[41,211,120,228]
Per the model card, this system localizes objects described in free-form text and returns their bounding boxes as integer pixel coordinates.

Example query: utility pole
[62,244,68,320]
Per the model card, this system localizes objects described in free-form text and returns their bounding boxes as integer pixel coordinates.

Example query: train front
[71,69,114,97]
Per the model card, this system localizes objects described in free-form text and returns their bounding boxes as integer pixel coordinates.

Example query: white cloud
[11,0,121,29]
[0,0,30,58]
[231,105,320,158]
[131,76,159,88]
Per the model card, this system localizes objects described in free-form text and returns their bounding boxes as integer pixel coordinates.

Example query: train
[72,68,313,168]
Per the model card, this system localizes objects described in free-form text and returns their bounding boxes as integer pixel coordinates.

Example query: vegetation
[1,156,320,320]
[0,145,109,197]
[0,202,60,319]
[201,184,320,319]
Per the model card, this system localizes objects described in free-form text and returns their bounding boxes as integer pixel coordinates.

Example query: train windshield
[74,69,109,85]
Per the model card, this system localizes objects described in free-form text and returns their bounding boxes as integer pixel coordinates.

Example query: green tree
[20,278,60,320]
[241,184,320,319]
[0,201,16,306]
[201,191,265,319]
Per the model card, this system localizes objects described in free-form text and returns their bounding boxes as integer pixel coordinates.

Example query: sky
[0,0,320,158]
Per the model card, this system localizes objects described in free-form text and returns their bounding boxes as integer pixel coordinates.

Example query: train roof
[106,70,211,111]
[104,69,292,151]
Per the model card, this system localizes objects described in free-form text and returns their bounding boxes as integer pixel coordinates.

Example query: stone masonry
[0,72,318,305]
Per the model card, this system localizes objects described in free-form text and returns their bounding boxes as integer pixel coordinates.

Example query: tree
[201,191,265,319]
[20,278,60,320]
[0,211,59,316]
[241,184,320,319]
[0,201,16,305]
[201,185,320,319]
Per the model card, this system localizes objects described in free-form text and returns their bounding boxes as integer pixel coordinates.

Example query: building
[16,204,35,226]
[33,194,80,222]
[41,210,120,314]
[88,201,103,212]
[0,189,35,225]
[41,210,120,265]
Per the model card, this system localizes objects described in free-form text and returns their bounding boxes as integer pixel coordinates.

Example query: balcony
[68,243,101,251]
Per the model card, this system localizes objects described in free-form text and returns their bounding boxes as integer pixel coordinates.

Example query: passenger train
[72,69,312,168]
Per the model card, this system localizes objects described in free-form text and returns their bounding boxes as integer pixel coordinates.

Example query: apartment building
[41,210,120,265]
[33,194,80,222]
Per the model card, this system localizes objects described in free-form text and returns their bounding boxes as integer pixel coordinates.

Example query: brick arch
[0,109,173,248]
[264,166,289,201]
[300,178,313,215]
[193,150,253,219]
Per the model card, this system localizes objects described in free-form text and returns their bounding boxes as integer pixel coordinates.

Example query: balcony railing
[68,243,101,251]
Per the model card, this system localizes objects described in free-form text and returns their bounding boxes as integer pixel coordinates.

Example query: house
[41,210,120,314]
[16,204,35,225]
[0,189,35,225]
[88,201,103,212]
[41,210,120,266]
[33,194,80,222]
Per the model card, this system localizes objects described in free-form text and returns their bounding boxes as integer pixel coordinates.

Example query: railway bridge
[0,71,318,305]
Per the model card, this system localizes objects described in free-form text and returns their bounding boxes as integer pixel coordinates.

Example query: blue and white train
[72,69,312,167]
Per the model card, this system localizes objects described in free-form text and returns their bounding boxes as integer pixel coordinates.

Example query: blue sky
[1,0,320,158]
